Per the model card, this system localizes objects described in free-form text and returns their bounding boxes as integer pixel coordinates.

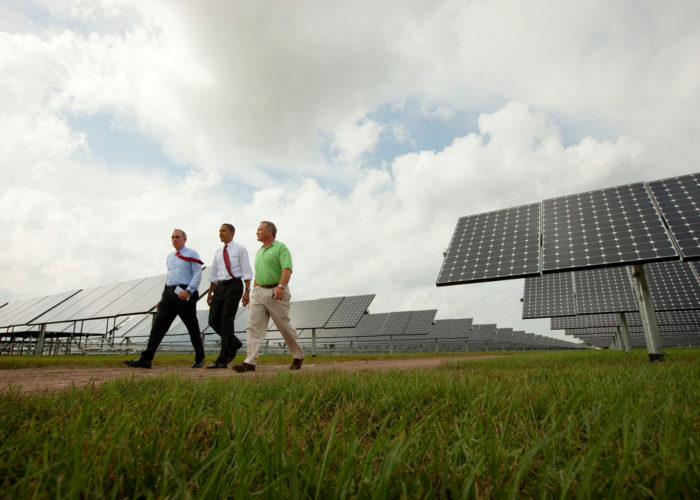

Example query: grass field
[1,349,698,498]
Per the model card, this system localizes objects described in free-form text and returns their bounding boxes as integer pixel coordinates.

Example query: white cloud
[330,117,384,164]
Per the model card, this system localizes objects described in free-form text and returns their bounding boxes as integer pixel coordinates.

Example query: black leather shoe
[232,362,256,372]
[290,358,303,370]
[124,359,151,369]
[191,360,204,368]
[206,362,227,369]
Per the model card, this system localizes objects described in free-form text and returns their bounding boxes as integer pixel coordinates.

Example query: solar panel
[541,182,677,272]
[273,296,344,330]
[436,203,540,285]
[380,311,412,336]
[551,313,622,330]
[0,289,81,328]
[647,172,700,260]
[574,266,638,315]
[522,272,576,319]
[469,324,496,341]
[645,261,700,311]
[428,318,473,339]
[403,310,437,335]
[324,294,375,328]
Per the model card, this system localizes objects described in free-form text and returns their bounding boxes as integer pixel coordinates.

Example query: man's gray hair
[261,221,277,237]
[173,228,187,239]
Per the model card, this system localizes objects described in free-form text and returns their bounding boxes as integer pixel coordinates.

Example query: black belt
[165,284,190,290]
[259,283,279,289]
[215,277,241,285]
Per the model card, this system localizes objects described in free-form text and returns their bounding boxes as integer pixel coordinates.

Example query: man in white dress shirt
[205,223,253,369]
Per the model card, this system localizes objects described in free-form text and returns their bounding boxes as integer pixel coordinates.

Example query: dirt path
[0,355,499,394]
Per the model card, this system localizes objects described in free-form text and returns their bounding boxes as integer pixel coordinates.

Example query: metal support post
[630,265,664,362]
[618,313,632,353]
[312,328,317,357]
[35,324,47,356]
[389,335,394,354]
[434,338,439,353]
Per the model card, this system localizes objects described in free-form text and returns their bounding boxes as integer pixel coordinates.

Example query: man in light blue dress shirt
[124,229,206,369]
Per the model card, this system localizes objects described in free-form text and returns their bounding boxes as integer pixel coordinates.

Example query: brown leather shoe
[232,362,256,372]
[290,358,303,370]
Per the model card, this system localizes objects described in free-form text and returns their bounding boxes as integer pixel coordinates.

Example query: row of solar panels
[437,171,700,285]
[120,306,581,350]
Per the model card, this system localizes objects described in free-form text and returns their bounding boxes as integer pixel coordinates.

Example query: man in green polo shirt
[233,221,304,372]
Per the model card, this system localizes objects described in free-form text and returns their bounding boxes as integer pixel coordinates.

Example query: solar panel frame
[644,261,700,311]
[436,203,541,285]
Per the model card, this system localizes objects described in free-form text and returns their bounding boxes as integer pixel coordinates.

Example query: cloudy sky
[2,0,699,341]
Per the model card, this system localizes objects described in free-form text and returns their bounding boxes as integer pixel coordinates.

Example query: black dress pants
[141,287,205,362]
[208,279,244,364]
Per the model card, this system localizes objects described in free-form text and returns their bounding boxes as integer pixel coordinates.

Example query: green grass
[1,349,698,498]
[0,351,479,369]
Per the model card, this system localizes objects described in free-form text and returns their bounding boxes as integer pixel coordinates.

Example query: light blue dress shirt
[165,246,203,292]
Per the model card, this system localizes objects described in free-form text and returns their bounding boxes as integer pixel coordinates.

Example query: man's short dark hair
[222,223,235,234]
[261,221,277,237]
[173,228,187,239]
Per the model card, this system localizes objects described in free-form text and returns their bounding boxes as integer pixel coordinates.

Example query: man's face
[219,225,234,244]
[171,230,186,250]
[256,223,271,242]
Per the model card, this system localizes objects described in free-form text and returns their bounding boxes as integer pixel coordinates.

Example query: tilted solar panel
[648,172,700,260]
[542,182,677,272]
[324,294,375,328]
[644,261,700,311]
[522,272,576,319]
[436,203,540,285]
[574,266,638,315]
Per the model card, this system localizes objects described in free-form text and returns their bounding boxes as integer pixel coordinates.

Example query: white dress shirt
[209,241,253,283]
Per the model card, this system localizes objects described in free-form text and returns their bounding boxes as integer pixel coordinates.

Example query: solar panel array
[438,173,700,286]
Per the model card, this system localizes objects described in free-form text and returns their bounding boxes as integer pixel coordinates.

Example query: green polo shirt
[255,240,293,286]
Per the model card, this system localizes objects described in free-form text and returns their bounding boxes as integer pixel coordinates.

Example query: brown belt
[259,284,279,289]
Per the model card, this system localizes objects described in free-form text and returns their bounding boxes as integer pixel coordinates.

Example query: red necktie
[223,245,236,279]
[176,251,204,265]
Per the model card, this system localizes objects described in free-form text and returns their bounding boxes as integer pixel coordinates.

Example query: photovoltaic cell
[574,266,638,314]
[470,324,496,341]
[551,313,620,330]
[541,182,677,272]
[522,272,576,319]
[436,203,540,285]
[648,172,700,260]
[275,296,344,330]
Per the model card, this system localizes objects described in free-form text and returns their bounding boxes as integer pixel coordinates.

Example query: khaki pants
[244,286,304,365]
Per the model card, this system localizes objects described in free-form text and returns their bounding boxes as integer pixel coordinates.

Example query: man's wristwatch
[278,284,286,290]
[244,288,250,292]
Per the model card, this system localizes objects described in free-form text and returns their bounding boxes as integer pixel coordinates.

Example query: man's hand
[178,289,191,301]
[273,286,285,300]
[206,291,213,306]
[242,290,250,306]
